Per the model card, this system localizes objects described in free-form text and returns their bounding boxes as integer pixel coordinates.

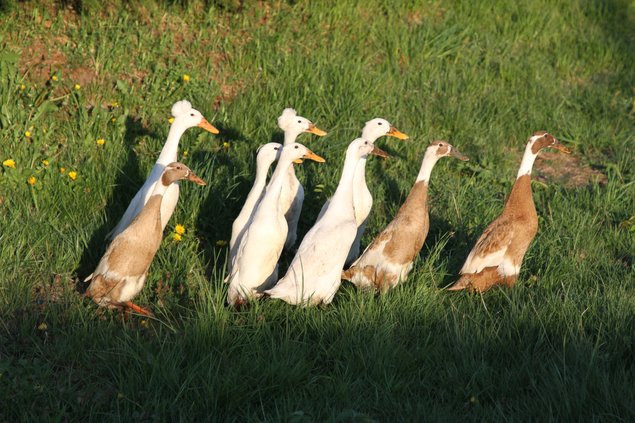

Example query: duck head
[361,118,409,144]
[277,108,327,141]
[281,142,326,164]
[428,140,469,161]
[256,142,283,167]
[171,100,219,134]
[161,162,207,186]
[347,138,389,160]
[528,131,570,154]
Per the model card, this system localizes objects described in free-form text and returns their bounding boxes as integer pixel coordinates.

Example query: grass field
[1,0,634,420]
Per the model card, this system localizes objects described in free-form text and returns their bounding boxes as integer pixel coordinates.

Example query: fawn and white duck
[107,100,218,240]
[447,131,570,292]
[343,141,468,292]
[86,163,206,316]
[266,138,385,306]
[227,143,325,306]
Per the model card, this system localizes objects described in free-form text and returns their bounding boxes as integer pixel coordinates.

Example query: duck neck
[329,151,361,214]
[283,130,300,146]
[157,123,188,164]
[262,158,294,211]
[516,143,539,179]
[416,149,440,183]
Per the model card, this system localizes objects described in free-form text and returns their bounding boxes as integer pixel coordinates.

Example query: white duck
[86,162,206,316]
[277,108,327,250]
[317,118,408,264]
[227,143,325,307]
[227,143,282,278]
[106,100,218,240]
[266,138,385,306]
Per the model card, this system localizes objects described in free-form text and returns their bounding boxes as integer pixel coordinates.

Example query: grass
[1,0,634,420]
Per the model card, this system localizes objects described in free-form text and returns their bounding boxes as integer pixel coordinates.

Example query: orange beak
[198,118,220,135]
[302,149,326,163]
[306,123,327,137]
[370,145,389,158]
[387,126,409,140]
[187,171,207,186]
[552,140,571,154]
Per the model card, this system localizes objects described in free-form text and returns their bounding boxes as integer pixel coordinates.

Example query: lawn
[0,0,634,420]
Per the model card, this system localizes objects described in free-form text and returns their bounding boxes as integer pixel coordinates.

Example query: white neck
[326,150,360,217]
[262,157,295,211]
[283,130,301,146]
[416,149,440,183]
[151,179,171,197]
[242,161,271,210]
[516,143,538,179]
[157,123,188,164]
[353,156,368,187]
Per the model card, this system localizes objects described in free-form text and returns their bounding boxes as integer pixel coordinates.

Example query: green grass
[1,0,634,420]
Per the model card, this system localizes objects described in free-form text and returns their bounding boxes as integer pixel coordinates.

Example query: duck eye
[364,141,368,145]
[190,113,194,117]
[294,145,299,149]
[274,147,279,150]
[297,120,302,124]
[377,122,382,125]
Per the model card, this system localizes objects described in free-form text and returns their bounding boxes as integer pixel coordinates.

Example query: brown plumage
[342,141,468,292]
[85,162,206,316]
[447,131,570,292]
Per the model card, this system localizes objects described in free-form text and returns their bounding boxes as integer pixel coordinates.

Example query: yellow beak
[387,126,409,140]
[306,123,327,137]
[198,118,220,135]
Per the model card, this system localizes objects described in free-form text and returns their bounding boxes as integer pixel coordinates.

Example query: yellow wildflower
[96,138,105,146]
[51,75,58,82]
[168,117,174,124]
[42,159,49,167]
[74,84,81,90]
[174,224,186,235]
[3,159,16,168]
[223,142,230,150]
[37,322,48,331]
[110,101,119,108]
[68,171,77,181]
[59,167,66,174]
[183,149,188,157]
[20,84,26,91]
[172,233,182,242]
[111,117,116,123]
[182,74,190,82]
[215,239,227,247]
[27,176,36,186]
[25,131,31,138]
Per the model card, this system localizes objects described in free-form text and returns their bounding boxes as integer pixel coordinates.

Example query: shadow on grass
[74,116,156,292]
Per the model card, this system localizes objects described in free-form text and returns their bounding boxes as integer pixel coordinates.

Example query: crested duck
[447,131,570,292]
[107,100,218,240]
[266,138,385,306]
[227,143,325,307]
[85,162,206,316]
[277,108,327,250]
[227,143,282,278]
[342,141,468,292]
[317,118,409,265]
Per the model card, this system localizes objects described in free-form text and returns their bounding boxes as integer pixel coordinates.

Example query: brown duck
[85,162,206,316]
[342,141,468,292]
[447,131,570,292]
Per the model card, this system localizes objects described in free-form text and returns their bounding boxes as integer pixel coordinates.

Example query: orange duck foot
[123,301,154,317]
[447,268,518,293]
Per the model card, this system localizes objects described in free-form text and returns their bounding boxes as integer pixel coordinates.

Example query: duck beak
[306,123,327,137]
[370,145,389,158]
[551,140,571,154]
[450,148,469,161]
[187,172,207,186]
[302,149,326,163]
[387,126,409,140]
[198,118,220,135]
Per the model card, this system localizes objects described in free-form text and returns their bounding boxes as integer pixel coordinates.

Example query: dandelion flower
[27,176,36,186]
[172,233,182,242]
[215,239,227,247]
[111,117,116,123]
[51,75,58,82]
[96,138,105,146]
[168,117,174,124]
[183,149,188,157]
[182,74,190,82]
[223,142,231,150]
[175,224,186,235]
[20,84,26,91]
[37,322,48,331]
[42,159,49,167]
[25,131,31,138]
[3,159,16,168]
[68,171,77,181]
[74,84,81,90]
[59,167,66,174]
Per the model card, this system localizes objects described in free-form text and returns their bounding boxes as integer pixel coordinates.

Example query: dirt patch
[535,151,607,188]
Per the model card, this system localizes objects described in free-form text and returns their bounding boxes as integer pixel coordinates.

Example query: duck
[316,118,409,265]
[447,131,570,292]
[85,162,206,316]
[227,143,325,307]
[266,138,385,306]
[106,100,218,240]
[342,141,468,292]
[277,108,327,250]
[227,143,282,278]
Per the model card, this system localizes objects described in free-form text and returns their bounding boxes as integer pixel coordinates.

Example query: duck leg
[123,301,154,317]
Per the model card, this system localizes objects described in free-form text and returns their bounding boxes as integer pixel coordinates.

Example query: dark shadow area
[74,116,156,292]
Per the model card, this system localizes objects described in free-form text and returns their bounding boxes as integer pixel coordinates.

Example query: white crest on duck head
[171,100,193,118]
[277,108,298,131]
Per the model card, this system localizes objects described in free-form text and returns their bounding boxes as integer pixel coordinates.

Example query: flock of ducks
[84,100,570,316]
